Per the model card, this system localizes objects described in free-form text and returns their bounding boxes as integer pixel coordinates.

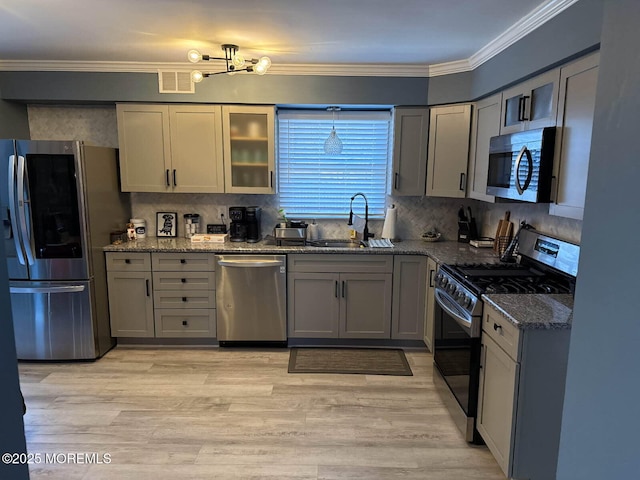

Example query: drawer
[151,253,215,271]
[152,271,215,290]
[289,254,393,273]
[154,309,216,337]
[154,290,215,309]
[482,305,521,361]
[105,252,151,272]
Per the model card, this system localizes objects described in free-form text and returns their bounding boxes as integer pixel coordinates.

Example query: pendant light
[324,106,343,155]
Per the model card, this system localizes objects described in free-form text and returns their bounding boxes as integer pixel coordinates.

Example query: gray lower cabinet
[391,255,426,340]
[288,254,393,339]
[423,257,438,351]
[477,303,570,480]
[106,251,217,339]
[151,253,216,337]
[105,252,154,337]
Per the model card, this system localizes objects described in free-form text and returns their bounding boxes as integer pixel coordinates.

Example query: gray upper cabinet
[467,94,502,202]
[391,255,426,340]
[500,69,560,134]
[426,104,472,198]
[116,104,225,193]
[391,107,429,196]
[549,52,600,221]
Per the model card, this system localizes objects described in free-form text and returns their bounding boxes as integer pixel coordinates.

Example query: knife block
[458,220,479,243]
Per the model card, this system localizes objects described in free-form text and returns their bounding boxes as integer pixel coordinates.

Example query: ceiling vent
[158,70,195,94]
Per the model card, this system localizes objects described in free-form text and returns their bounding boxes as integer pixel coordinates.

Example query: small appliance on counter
[274,220,307,246]
[457,206,478,243]
[229,206,247,242]
[245,206,262,243]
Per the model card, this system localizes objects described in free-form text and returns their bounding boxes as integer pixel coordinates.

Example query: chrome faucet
[347,192,371,240]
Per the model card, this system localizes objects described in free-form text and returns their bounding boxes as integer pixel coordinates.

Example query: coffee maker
[245,206,262,243]
[229,207,247,242]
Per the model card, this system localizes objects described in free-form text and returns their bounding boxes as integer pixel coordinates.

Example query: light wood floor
[19,347,505,479]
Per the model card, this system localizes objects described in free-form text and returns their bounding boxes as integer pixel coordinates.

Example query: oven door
[432,287,482,443]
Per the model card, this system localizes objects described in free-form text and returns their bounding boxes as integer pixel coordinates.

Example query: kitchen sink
[307,239,365,248]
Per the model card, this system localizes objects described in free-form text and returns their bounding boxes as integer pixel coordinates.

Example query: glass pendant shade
[324,127,343,155]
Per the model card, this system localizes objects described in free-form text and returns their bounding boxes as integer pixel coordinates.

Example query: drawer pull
[182,320,188,326]
[493,323,502,333]
[180,259,186,264]
[182,297,187,302]
[124,259,131,264]
[181,278,186,283]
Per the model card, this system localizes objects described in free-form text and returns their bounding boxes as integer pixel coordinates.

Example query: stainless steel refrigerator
[1,140,130,360]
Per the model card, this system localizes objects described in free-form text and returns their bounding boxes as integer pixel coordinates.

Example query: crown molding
[427,59,473,77]
[0,0,580,79]
[468,0,581,70]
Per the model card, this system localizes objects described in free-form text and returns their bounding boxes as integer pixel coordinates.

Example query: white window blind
[277,109,392,219]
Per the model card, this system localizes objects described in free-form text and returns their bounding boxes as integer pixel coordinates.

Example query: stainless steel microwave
[486,127,557,203]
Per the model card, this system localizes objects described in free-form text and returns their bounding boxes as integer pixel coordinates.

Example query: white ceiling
[0,0,578,76]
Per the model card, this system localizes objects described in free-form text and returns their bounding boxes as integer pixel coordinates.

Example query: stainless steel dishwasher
[215,255,287,346]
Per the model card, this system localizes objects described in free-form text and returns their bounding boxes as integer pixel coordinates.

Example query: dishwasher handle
[218,259,284,268]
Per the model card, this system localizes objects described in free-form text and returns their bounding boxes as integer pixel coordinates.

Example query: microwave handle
[515,146,534,195]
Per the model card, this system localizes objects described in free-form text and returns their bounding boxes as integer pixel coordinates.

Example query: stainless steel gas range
[432,227,580,443]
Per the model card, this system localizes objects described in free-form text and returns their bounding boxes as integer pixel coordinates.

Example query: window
[277,109,392,219]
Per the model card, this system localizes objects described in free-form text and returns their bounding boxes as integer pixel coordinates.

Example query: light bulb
[258,56,272,69]
[191,70,203,83]
[232,54,245,67]
[187,49,201,63]
[254,63,268,75]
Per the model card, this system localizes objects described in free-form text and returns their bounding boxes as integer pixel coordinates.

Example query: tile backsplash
[28,104,583,244]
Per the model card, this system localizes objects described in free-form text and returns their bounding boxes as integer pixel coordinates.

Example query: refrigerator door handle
[16,155,35,265]
[10,284,86,294]
[8,154,27,265]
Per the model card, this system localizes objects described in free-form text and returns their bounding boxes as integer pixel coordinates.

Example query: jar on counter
[130,218,146,239]
[183,214,201,238]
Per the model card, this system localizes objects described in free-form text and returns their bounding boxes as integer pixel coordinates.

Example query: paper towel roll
[381,205,397,240]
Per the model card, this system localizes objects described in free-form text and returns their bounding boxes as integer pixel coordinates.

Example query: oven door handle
[434,289,473,336]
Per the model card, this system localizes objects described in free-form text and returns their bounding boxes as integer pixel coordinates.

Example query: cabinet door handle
[173,169,177,187]
[341,281,345,298]
[459,172,466,191]
[180,259,186,264]
[145,279,150,297]
[166,169,170,187]
[394,172,399,190]
[521,95,530,121]
[429,269,435,288]
[270,171,274,189]
[493,323,502,334]
[124,259,131,264]
[335,280,339,298]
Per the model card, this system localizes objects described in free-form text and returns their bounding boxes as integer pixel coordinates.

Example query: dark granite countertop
[482,294,574,330]
[103,238,502,266]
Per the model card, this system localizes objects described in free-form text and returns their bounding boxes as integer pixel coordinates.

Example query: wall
[556,0,640,477]
[0,98,30,138]
[1,72,429,106]
[28,104,583,243]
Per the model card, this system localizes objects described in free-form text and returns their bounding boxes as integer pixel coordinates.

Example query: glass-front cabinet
[222,105,275,193]
[500,69,560,134]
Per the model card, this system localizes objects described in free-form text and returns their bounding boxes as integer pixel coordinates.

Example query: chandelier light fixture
[324,106,343,155]
[188,44,272,82]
